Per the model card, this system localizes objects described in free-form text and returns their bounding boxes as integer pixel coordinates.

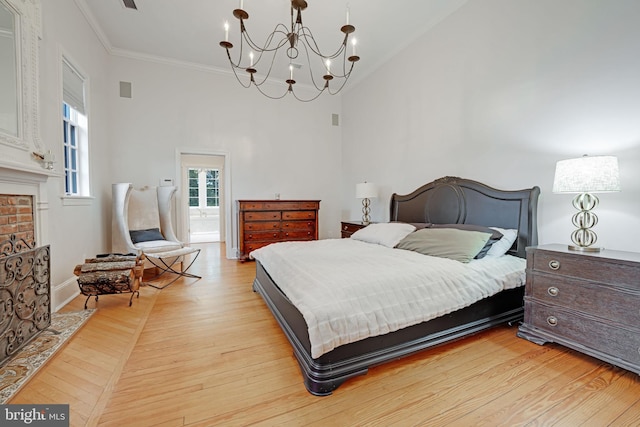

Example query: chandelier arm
[290,85,328,102]
[250,48,282,87]
[297,41,333,92]
[253,83,290,100]
[242,24,291,54]
[229,62,253,89]
[298,26,351,59]
[326,69,352,95]
[251,30,291,71]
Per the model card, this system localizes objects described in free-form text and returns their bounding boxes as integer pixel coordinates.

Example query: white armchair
[111,183,183,256]
[111,183,201,288]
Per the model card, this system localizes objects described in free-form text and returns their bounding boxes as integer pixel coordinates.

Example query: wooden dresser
[237,200,320,261]
[517,244,640,375]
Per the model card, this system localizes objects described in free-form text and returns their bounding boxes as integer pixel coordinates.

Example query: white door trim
[175,148,235,259]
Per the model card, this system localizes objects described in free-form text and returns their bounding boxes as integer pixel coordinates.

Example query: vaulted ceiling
[78,0,468,87]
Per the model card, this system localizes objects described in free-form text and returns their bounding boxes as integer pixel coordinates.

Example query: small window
[62,58,89,197]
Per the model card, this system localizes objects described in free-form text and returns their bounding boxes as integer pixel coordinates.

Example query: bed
[251,176,540,395]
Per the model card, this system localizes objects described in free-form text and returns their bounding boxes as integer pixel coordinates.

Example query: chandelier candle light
[552,155,621,252]
[356,182,377,225]
[220,0,360,101]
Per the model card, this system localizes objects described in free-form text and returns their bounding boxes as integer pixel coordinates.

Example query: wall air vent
[122,0,138,10]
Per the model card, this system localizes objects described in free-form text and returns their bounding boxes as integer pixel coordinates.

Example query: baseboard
[51,276,80,312]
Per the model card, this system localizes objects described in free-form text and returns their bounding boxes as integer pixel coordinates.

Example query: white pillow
[350,222,416,248]
[485,227,518,257]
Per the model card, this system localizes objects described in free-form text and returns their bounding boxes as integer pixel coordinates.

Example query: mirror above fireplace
[0,0,42,153]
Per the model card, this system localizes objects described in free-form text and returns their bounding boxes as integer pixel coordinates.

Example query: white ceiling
[78,0,468,89]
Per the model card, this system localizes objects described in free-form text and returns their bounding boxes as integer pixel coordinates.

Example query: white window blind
[63,60,86,115]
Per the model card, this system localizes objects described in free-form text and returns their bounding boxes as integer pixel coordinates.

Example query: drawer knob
[547,316,558,326]
[343,225,348,230]
[547,287,559,297]
[548,260,561,270]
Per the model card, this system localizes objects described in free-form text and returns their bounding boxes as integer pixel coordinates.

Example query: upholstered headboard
[389,176,540,258]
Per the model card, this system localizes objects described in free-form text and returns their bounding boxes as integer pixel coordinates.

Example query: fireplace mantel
[0,159,59,247]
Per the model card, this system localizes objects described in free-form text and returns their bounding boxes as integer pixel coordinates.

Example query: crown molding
[73,0,113,54]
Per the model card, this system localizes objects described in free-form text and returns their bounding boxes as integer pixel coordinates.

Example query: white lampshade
[356,182,377,199]
[553,155,621,194]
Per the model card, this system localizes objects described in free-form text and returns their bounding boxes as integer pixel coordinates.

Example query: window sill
[61,195,94,206]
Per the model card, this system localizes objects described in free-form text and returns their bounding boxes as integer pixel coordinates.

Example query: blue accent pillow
[130,228,165,243]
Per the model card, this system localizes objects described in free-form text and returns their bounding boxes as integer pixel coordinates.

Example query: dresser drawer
[245,231,282,241]
[528,273,640,326]
[245,241,275,253]
[244,211,281,221]
[282,210,316,220]
[341,222,368,238]
[282,230,315,240]
[532,250,640,289]
[239,201,266,210]
[264,201,318,210]
[524,300,640,367]
[244,221,280,231]
[342,222,365,234]
[282,221,315,231]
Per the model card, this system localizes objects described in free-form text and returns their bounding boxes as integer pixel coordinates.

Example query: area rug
[0,309,96,403]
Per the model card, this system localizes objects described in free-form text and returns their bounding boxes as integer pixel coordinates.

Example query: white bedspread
[251,239,526,359]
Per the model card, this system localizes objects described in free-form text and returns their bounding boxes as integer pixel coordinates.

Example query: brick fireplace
[0,161,52,248]
[0,194,35,246]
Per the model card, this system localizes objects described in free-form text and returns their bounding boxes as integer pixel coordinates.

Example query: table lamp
[356,182,377,225]
[552,155,620,252]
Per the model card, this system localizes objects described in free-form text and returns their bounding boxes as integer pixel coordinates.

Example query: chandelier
[219,0,359,102]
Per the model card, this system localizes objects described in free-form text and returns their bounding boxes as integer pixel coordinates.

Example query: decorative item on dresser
[552,155,621,252]
[517,244,640,376]
[355,182,377,225]
[237,200,320,261]
[340,221,369,238]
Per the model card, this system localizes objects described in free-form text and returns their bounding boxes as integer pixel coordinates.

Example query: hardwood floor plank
[7,243,640,427]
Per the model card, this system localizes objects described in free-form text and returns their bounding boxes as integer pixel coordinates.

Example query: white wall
[39,0,112,309]
[107,56,344,255]
[342,0,640,252]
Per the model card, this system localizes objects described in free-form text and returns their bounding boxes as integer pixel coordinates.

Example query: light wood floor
[10,243,640,426]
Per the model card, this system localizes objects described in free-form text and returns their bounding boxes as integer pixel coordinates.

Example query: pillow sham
[428,223,503,259]
[395,228,491,263]
[429,223,503,240]
[485,227,518,257]
[130,227,165,244]
[350,222,416,248]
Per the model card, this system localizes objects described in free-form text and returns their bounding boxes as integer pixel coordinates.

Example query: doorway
[179,153,227,246]
[188,167,220,243]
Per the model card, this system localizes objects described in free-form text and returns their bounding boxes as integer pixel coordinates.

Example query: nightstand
[340,221,370,238]
[517,244,640,375]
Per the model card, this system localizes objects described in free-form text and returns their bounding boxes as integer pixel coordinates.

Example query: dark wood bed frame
[252,176,540,395]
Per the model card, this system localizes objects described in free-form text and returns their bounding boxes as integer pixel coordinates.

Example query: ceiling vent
[122,0,138,10]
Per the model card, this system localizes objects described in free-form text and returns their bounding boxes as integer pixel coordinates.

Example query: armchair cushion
[134,240,183,254]
[130,228,165,243]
